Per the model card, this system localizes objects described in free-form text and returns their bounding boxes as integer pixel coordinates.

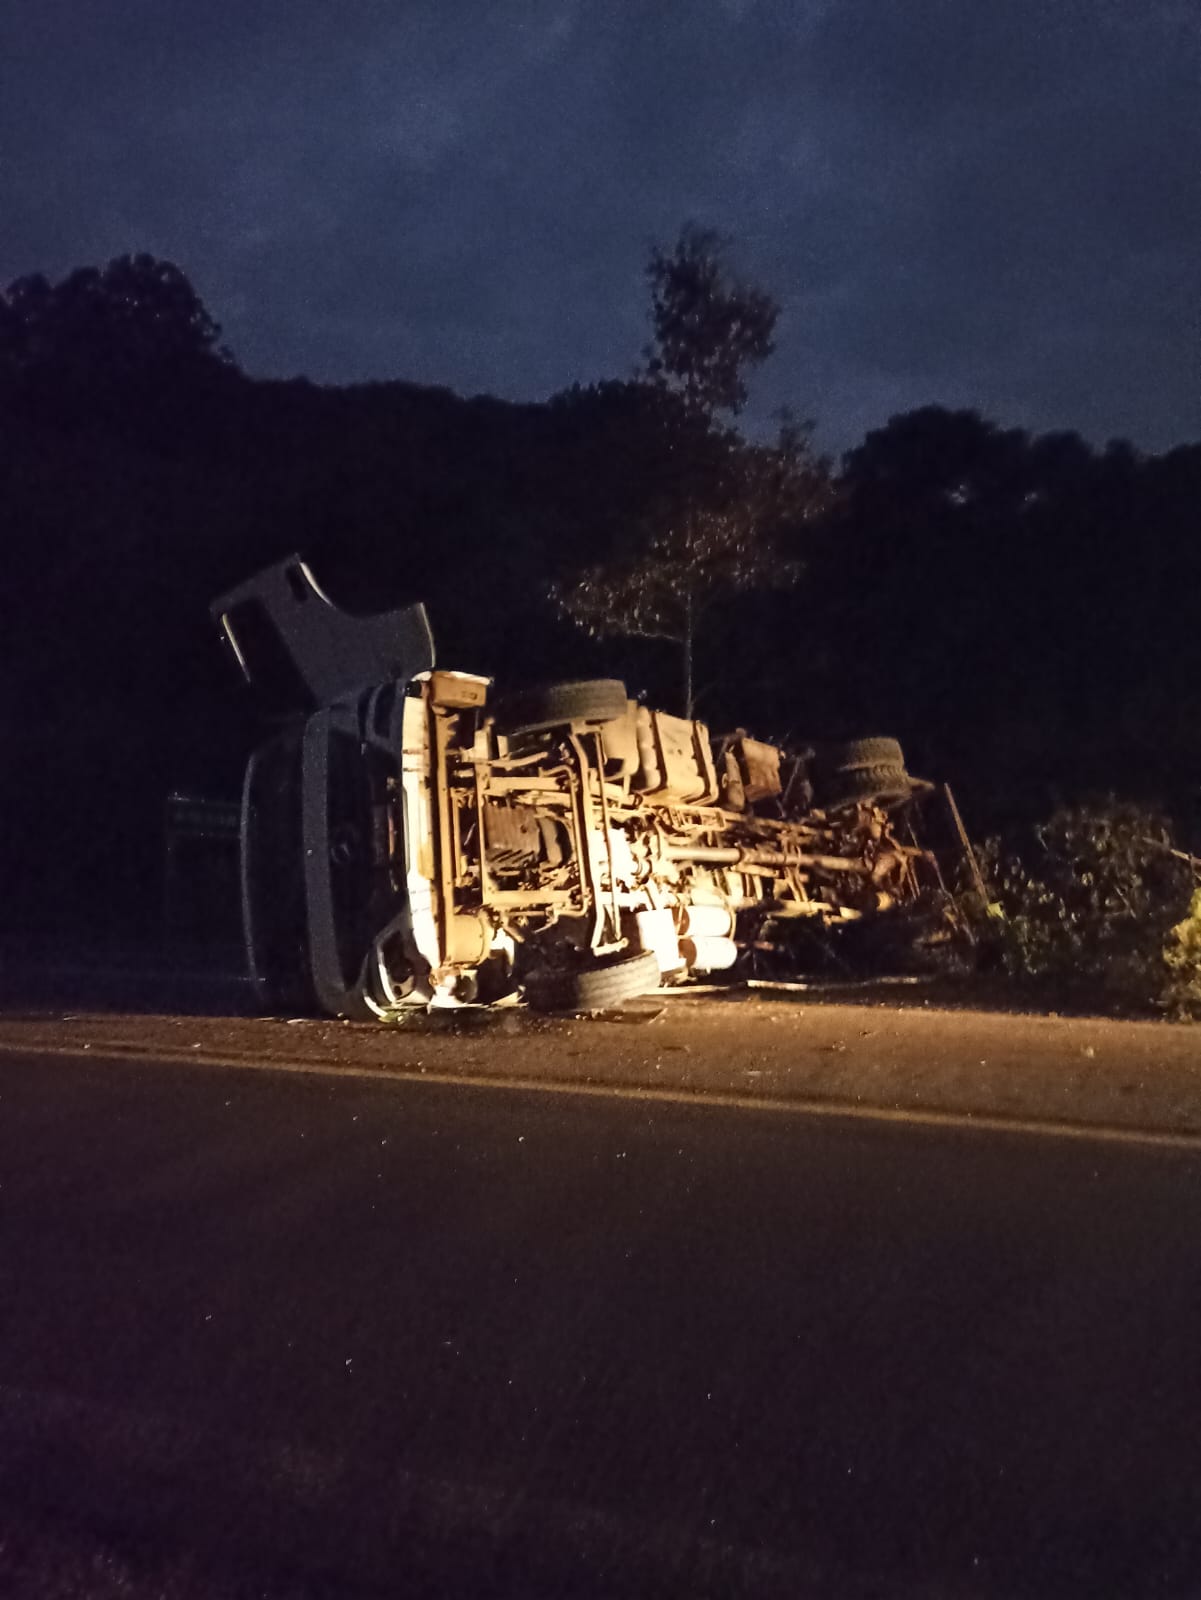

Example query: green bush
[976,801,1200,1012]
[1164,888,1201,1017]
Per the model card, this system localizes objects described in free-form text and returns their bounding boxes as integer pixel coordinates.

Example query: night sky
[2,0,1197,452]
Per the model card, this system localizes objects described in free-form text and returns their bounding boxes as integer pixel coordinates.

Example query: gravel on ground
[2,987,1199,1139]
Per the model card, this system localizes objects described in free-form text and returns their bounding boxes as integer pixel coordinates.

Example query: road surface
[0,1045,1199,1597]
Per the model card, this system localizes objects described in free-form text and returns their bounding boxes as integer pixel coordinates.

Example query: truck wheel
[526,950,662,1013]
[826,737,905,771]
[823,764,914,810]
[497,679,629,736]
[816,736,912,810]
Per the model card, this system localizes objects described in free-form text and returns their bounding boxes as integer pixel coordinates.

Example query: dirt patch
[1,991,1199,1140]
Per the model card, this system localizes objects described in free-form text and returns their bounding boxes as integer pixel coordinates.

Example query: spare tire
[526,950,661,1013]
[497,679,629,736]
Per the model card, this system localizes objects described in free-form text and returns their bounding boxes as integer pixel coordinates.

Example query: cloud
[0,0,1196,451]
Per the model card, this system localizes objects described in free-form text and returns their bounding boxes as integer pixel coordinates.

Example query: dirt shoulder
[1,990,1199,1141]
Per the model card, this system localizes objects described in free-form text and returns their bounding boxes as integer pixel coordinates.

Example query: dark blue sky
[2,0,1197,452]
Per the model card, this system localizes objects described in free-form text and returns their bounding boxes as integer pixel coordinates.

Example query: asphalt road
[0,1049,1200,1597]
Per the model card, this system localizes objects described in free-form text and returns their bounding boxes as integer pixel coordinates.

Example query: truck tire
[497,679,629,736]
[526,950,662,1013]
[815,736,911,810]
[823,764,913,810]
[826,737,905,771]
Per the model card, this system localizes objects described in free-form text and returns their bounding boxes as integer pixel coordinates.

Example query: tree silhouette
[552,230,827,714]
[644,224,778,416]
[550,414,826,714]
[0,254,230,412]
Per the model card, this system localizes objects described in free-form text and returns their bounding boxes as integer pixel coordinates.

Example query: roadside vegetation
[974,802,1201,1017]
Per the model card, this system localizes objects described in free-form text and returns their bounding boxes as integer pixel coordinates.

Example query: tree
[551,229,828,714]
[0,254,230,404]
[550,401,829,715]
[644,224,778,416]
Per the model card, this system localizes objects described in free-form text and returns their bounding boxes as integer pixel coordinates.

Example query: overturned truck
[214,558,953,1017]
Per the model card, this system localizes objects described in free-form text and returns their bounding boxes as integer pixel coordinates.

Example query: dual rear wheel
[816,736,913,811]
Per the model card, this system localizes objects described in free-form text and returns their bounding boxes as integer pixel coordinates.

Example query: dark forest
[3,253,1199,945]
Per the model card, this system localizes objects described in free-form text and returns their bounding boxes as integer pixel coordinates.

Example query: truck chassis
[215,559,949,1017]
